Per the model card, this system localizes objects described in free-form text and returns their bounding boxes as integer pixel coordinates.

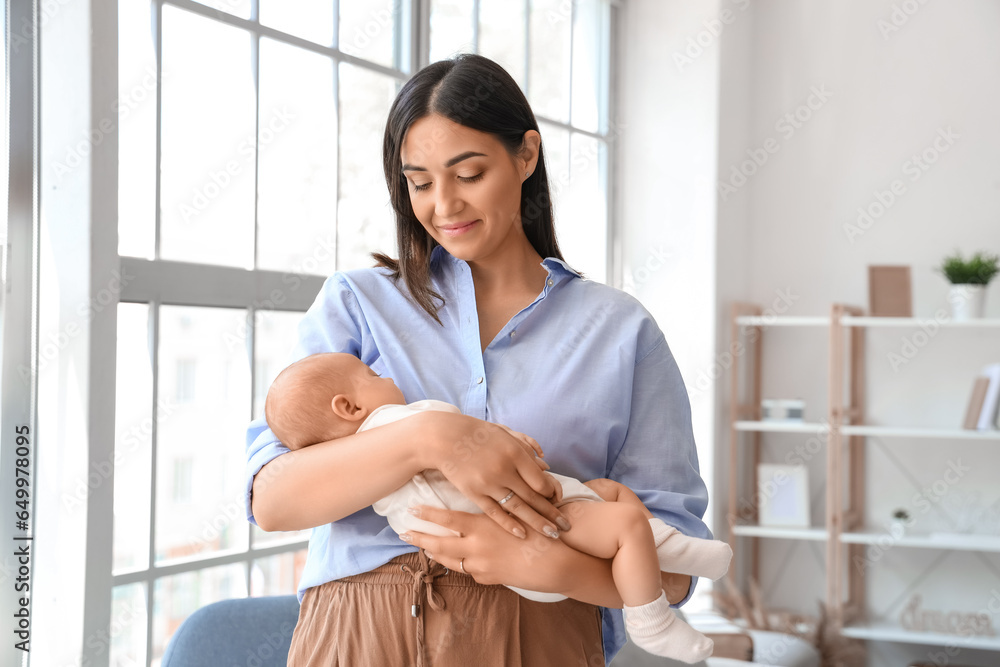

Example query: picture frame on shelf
[868,265,912,317]
[757,464,810,528]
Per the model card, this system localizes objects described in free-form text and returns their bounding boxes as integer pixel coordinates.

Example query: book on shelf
[974,363,1000,430]
[962,376,990,430]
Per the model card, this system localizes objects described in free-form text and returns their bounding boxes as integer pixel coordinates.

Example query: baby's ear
[331,394,367,422]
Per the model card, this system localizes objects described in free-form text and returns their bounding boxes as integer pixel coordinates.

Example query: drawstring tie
[401,549,448,667]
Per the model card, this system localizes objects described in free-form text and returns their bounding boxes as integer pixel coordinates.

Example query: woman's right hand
[418,411,571,539]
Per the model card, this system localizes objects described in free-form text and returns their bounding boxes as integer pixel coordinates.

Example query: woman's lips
[439,220,479,237]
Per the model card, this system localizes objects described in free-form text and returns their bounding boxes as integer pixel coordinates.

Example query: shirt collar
[430,245,581,288]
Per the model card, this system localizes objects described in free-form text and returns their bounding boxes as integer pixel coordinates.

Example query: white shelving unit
[841,316,1000,329]
[840,622,1000,651]
[840,529,1000,553]
[840,425,1000,441]
[731,524,828,541]
[735,420,831,434]
[831,308,1000,653]
[727,303,840,613]
[728,302,1000,659]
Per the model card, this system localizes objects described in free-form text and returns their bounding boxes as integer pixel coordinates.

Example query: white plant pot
[948,284,987,321]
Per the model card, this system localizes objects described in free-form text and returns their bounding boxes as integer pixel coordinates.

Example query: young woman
[245,54,711,666]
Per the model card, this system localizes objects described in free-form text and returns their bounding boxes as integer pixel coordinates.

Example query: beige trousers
[287,551,605,667]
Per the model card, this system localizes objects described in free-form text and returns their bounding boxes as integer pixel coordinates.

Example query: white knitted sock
[622,590,714,663]
[649,518,732,580]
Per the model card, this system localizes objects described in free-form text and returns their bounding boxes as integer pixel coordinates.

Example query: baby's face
[341,357,406,410]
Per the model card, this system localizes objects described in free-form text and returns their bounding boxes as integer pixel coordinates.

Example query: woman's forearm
[551,544,693,608]
[552,547,624,608]
[251,412,439,531]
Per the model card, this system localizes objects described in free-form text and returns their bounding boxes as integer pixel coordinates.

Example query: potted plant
[938,250,999,321]
[891,508,910,536]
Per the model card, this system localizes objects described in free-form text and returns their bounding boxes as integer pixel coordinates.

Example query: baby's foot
[623,591,714,663]
[649,518,733,580]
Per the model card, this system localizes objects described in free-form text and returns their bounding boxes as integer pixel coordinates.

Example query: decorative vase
[948,284,986,321]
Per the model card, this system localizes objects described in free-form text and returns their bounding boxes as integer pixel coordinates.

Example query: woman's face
[400,114,535,265]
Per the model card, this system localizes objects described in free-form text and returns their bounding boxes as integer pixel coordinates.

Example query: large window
[70,1,619,665]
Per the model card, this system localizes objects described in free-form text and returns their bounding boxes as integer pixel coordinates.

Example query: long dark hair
[375,54,563,322]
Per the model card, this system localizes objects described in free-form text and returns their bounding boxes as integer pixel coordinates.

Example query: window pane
[429,0,474,62]
[252,310,313,546]
[110,584,148,667]
[257,40,338,274]
[153,564,247,663]
[339,0,400,69]
[190,0,251,19]
[251,309,304,416]
[0,0,5,232]
[114,303,153,574]
[540,122,570,226]
[160,7,255,268]
[260,0,335,46]
[563,134,607,282]
[529,0,572,124]
[118,0,157,259]
[571,0,607,133]
[156,306,250,563]
[251,550,308,596]
[337,64,397,270]
[479,0,525,87]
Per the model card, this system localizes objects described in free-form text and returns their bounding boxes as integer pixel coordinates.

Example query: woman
[245,54,710,666]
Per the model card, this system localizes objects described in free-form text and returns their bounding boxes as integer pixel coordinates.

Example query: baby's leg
[560,499,714,662]
[647,520,732,580]
[584,478,732,580]
[623,592,714,663]
[557,500,661,606]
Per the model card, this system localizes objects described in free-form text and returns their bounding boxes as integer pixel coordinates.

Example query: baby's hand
[496,424,550,472]
[546,475,563,505]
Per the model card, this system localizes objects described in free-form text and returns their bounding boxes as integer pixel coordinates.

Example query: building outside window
[12,2,620,665]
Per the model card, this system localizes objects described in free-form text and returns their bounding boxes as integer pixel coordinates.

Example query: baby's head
[265,352,405,450]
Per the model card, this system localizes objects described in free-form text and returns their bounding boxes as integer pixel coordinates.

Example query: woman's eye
[411,182,431,192]
[459,173,484,184]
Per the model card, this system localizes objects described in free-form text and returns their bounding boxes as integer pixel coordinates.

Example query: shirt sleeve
[608,328,711,607]
[243,274,369,525]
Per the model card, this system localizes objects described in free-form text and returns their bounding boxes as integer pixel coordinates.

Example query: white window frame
[27,1,620,665]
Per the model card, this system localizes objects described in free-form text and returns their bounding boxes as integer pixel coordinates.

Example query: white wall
[619,0,724,552]
[622,1,1000,664]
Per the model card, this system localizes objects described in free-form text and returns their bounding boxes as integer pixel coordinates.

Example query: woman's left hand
[401,506,574,592]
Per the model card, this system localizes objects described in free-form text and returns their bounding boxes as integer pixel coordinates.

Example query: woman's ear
[520,130,541,181]
[331,394,368,422]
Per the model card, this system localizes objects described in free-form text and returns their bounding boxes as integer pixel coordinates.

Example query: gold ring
[498,491,515,505]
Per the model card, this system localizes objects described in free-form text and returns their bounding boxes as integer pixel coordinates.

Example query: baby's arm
[584,478,654,516]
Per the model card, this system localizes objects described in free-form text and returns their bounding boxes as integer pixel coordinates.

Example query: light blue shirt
[244,246,710,662]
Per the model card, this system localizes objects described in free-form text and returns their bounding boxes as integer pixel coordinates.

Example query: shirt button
[547,279,554,287]
[510,330,516,337]
[476,376,484,384]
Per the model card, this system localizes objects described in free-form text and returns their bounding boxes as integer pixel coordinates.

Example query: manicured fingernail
[399,533,412,542]
[424,551,434,560]
[556,517,571,532]
[544,526,559,539]
[513,527,526,539]
[407,507,421,517]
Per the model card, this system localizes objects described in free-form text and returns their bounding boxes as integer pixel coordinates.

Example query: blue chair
[161,595,300,667]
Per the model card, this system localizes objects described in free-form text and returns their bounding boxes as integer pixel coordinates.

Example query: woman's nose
[434,181,463,218]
